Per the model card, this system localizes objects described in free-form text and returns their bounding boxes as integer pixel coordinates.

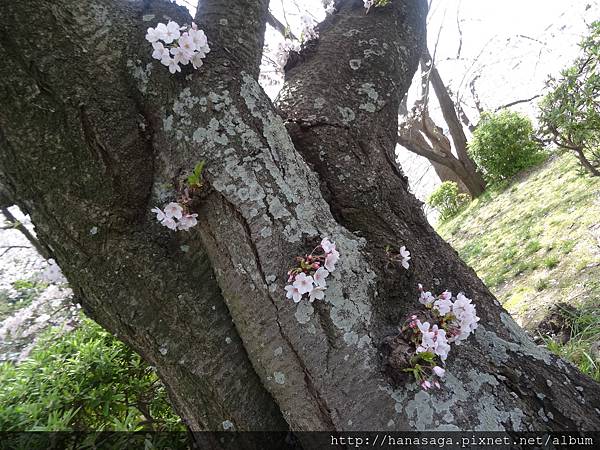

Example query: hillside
[437,153,600,379]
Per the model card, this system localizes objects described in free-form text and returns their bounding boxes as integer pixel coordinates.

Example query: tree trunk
[2,0,600,434]
[418,50,486,196]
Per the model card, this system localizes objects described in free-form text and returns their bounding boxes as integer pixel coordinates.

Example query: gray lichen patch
[273,372,286,384]
[349,59,362,70]
[475,322,553,365]
[126,60,152,93]
[163,115,173,131]
[343,331,359,345]
[337,106,356,124]
[313,97,326,109]
[192,118,229,146]
[172,87,200,118]
[358,83,384,113]
[383,365,526,431]
[294,301,314,324]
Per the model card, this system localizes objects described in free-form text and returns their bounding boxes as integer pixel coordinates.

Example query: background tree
[539,21,600,177]
[398,48,486,197]
[1,0,600,434]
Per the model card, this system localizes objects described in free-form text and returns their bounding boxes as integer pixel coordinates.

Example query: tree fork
[1,0,600,433]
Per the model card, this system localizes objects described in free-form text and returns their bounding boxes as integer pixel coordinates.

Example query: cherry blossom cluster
[300,15,318,42]
[284,237,340,303]
[401,285,480,390]
[386,245,411,270]
[145,21,210,74]
[275,39,301,69]
[151,202,198,231]
[418,285,480,344]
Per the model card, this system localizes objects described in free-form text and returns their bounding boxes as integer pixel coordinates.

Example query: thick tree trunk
[2,0,600,434]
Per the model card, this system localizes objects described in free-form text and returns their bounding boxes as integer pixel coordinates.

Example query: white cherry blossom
[163,21,181,44]
[433,366,446,378]
[285,284,302,303]
[433,295,453,316]
[320,237,336,253]
[399,245,411,269]
[151,42,170,61]
[324,249,340,272]
[145,24,166,43]
[313,267,329,287]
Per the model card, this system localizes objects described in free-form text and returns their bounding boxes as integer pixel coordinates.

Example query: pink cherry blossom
[162,217,177,230]
[163,202,183,219]
[178,213,198,231]
[293,273,314,295]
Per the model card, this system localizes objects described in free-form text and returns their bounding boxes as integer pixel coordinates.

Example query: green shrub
[427,181,470,221]
[539,21,600,176]
[0,318,183,432]
[468,110,544,184]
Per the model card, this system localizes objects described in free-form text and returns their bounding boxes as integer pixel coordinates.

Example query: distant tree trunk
[2,0,600,434]
[398,49,485,197]
[422,49,486,193]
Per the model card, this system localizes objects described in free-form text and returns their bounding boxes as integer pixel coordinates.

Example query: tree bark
[2,0,600,434]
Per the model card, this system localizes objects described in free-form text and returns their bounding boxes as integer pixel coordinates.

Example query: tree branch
[266,10,297,41]
[196,0,269,77]
[494,94,542,112]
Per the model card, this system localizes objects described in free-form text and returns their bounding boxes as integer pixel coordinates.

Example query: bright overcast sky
[174,0,599,204]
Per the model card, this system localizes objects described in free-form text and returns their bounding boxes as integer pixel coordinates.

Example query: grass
[544,302,600,381]
[437,153,600,380]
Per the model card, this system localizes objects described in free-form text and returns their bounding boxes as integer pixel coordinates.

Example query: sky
[174,0,599,209]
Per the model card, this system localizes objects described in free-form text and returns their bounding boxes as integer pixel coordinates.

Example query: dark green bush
[0,318,183,432]
[427,181,470,221]
[468,110,544,184]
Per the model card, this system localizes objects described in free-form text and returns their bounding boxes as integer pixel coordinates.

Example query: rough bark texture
[1,0,600,434]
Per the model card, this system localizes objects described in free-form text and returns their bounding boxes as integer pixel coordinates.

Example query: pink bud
[434,381,441,389]
[312,263,320,269]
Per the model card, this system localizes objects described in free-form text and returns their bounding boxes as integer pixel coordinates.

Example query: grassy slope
[437,153,600,379]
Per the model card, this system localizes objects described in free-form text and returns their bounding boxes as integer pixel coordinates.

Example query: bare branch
[267,10,298,41]
[494,94,542,112]
[455,0,463,59]
[1,207,52,260]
